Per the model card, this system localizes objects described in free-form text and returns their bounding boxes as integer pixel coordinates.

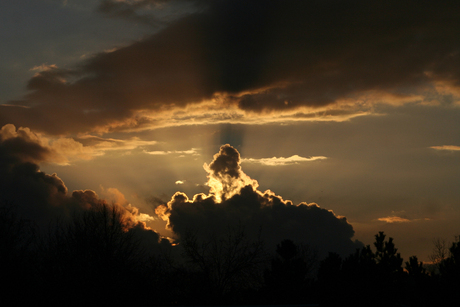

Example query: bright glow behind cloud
[154,144,361,257]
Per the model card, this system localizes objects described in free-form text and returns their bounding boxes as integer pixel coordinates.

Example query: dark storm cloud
[2,0,459,134]
[156,145,361,257]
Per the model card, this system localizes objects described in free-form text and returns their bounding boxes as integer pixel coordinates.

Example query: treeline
[1,202,460,306]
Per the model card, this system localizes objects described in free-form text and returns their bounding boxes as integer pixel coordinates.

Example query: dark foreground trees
[315,232,456,307]
[317,232,413,306]
[179,225,267,305]
[263,239,318,304]
[41,203,149,305]
[4,199,460,307]
[0,202,39,305]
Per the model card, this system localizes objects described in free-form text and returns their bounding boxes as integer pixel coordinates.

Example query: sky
[1,0,460,261]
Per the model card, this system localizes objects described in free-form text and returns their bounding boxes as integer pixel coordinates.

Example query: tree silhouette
[317,232,405,306]
[7,194,460,307]
[373,231,404,289]
[405,255,426,277]
[439,236,460,277]
[436,236,460,302]
[0,201,39,305]
[263,239,318,304]
[180,224,267,304]
[41,203,147,305]
[429,237,449,274]
[404,255,433,306]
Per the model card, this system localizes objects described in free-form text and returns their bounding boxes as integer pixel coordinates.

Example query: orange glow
[155,204,170,222]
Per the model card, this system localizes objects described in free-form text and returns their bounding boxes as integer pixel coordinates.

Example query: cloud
[0,125,164,250]
[2,0,460,134]
[30,64,59,73]
[0,124,163,165]
[430,145,460,151]
[0,124,359,258]
[242,155,327,166]
[71,188,157,228]
[120,100,371,133]
[97,0,201,27]
[0,125,71,225]
[0,124,54,164]
[155,144,361,257]
[74,135,158,155]
[378,216,411,223]
[203,144,258,201]
[144,148,200,156]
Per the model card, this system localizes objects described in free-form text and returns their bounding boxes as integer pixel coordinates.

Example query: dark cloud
[0,124,165,252]
[97,0,205,26]
[98,0,167,26]
[2,0,459,134]
[1,123,359,257]
[0,125,69,224]
[157,144,361,257]
[0,127,51,165]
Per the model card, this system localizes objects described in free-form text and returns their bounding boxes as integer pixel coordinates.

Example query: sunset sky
[1,0,460,261]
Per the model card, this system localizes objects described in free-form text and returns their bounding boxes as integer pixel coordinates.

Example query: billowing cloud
[0,124,70,225]
[0,124,54,164]
[204,144,258,201]
[430,145,460,151]
[242,155,327,166]
[0,124,164,249]
[2,0,459,135]
[70,188,157,229]
[155,144,361,257]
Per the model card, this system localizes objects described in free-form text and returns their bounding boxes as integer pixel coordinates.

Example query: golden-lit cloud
[0,124,163,165]
[103,99,374,134]
[204,145,258,202]
[0,123,86,165]
[76,135,158,151]
[30,64,59,73]
[430,145,460,151]
[242,155,327,166]
[143,148,200,156]
[155,203,170,222]
[0,126,163,244]
[100,187,156,225]
[378,216,411,223]
[2,1,459,135]
[153,144,361,257]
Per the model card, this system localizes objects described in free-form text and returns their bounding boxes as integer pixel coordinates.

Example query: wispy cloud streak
[378,216,411,223]
[430,145,460,151]
[242,155,327,166]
